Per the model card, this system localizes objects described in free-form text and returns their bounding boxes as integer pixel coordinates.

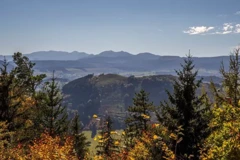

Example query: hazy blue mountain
[0,51,92,61]
[135,52,160,60]
[1,50,231,77]
[97,50,133,58]
[25,51,91,60]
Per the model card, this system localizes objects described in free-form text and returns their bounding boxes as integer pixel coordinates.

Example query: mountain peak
[136,52,160,60]
[98,50,133,57]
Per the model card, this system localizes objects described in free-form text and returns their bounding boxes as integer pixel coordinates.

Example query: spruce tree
[212,48,240,107]
[157,54,210,159]
[0,53,46,145]
[0,53,45,127]
[96,116,119,158]
[39,72,69,137]
[0,58,17,123]
[71,112,90,160]
[124,89,153,148]
[12,52,46,94]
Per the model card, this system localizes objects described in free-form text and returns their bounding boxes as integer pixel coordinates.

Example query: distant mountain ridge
[0,50,230,77]
[1,50,227,61]
[0,50,170,61]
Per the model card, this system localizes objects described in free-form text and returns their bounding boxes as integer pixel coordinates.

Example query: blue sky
[1,0,240,57]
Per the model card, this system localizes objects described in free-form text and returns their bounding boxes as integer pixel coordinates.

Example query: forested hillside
[63,74,175,127]
[1,49,240,160]
[62,74,218,128]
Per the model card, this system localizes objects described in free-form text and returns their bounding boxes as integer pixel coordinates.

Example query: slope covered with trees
[1,48,240,160]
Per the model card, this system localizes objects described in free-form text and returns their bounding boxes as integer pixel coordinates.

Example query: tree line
[0,48,240,159]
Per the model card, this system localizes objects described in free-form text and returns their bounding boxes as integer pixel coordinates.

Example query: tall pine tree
[39,72,68,137]
[212,48,240,107]
[124,89,153,149]
[96,116,119,158]
[70,112,90,160]
[157,54,210,159]
[0,53,45,141]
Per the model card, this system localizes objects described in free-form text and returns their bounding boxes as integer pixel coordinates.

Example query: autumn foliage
[29,133,77,160]
[2,49,240,160]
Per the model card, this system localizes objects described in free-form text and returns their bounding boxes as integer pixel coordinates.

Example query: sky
[0,0,240,57]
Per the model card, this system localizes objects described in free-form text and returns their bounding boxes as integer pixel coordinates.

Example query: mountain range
[0,50,231,78]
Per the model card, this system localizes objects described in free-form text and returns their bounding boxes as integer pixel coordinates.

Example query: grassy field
[83,130,124,156]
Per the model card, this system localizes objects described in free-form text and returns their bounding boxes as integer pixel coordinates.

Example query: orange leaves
[128,140,150,160]
[29,133,78,160]
[0,132,79,160]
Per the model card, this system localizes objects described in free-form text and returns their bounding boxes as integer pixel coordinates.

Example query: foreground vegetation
[0,48,240,159]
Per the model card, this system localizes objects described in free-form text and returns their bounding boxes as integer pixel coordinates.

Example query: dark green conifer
[71,112,90,159]
[39,72,69,137]
[212,48,240,107]
[157,54,210,159]
[0,53,46,144]
[124,89,153,148]
[96,116,119,158]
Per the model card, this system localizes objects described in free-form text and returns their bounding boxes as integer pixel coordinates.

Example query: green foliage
[0,121,14,149]
[71,112,90,159]
[125,89,154,148]
[201,48,240,160]
[0,58,19,124]
[63,74,176,126]
[38,72,69,137]
[212,48,240,107]
[157,54,211,159]
[201,103,240,160]
[0,53,46,144]
[96,116,120,158]
[12,52,46,94]
[4,49,240,159]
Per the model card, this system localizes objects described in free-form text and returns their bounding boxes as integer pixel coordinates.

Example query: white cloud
[223,23,233,31]
[183,26,214,35]
[235,24,240,33]
[184,23,240,35]
[235,11,240,15]
[216,23,234,34]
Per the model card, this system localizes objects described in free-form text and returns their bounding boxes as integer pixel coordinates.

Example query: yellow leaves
[25,119,34,128]
[29,133,78,160]
[128,140,150,160]
[161,141,175,160]
[141,114,150,119]
[110,131,117,134]
[114,140,120,145]
[122,131,125,136]
[0,144,27,160]
[238,100,240,106]
[201,103,240,160]
[98,140,103,143]
[93,114,98,118]
[153,135,159,140]
[127,131,176,160]
[169,133,177,140]
[154,123,160,127]
[94,155,104,160]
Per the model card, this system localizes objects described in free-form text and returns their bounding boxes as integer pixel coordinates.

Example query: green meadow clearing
[83,130,124,156]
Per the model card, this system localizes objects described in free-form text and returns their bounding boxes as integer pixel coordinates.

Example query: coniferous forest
[1,48,240,160]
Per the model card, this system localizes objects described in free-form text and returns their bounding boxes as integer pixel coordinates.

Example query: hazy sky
[1,0,240,56]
